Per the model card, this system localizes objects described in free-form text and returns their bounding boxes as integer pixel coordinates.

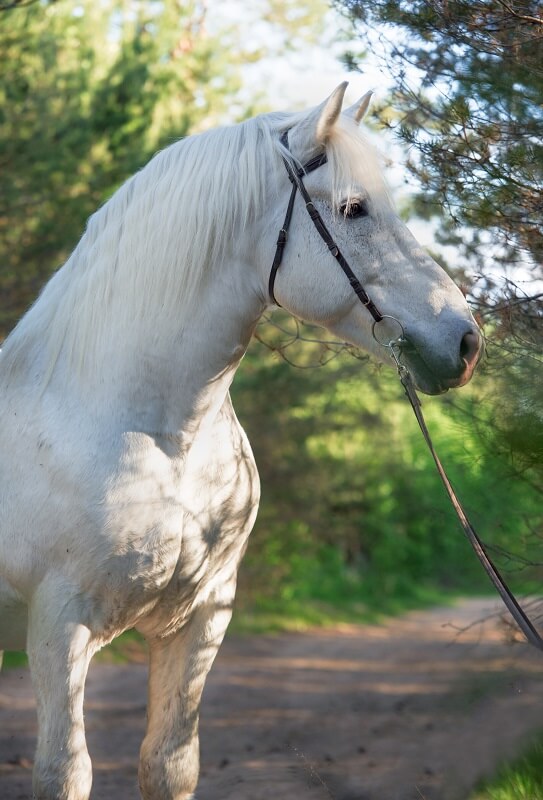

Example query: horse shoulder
[135,399,260,637]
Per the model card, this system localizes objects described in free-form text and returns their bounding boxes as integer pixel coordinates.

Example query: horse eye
[340,200,369,219]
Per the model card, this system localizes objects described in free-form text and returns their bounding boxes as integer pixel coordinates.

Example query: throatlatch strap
[268,181,297,306]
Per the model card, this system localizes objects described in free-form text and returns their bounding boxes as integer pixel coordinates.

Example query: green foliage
[0,0,243,336]
[2,650,27,669]
[470,732,543,800]
[232,319,543,617]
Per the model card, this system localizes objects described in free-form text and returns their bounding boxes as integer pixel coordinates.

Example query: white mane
[2,110,390,382]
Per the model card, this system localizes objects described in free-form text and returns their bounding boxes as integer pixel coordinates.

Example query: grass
[2,650,28,669]
[469,734,543,800]
[229,582,458,634]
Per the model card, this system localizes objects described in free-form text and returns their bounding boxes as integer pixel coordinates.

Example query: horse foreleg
[139,586,235,800]
[27,583,95,800]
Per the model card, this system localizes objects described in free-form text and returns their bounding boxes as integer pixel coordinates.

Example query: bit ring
[371,315,406,348]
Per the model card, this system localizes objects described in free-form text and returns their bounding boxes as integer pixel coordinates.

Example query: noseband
[268,130,543,652]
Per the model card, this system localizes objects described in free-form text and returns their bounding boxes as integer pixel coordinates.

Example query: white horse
[0,83,481,800]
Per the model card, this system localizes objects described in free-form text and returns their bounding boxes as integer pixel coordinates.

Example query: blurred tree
[0,0,248,334]
[0,0,46,9]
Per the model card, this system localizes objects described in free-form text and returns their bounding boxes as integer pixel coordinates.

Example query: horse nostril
[460,331,481,370]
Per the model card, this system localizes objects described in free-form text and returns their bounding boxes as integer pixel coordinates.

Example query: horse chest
[101,420,260,636]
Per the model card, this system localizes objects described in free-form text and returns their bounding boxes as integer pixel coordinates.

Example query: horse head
[261,83,482,395]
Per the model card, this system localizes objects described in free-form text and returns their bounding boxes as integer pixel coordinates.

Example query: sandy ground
[1,598,542,800]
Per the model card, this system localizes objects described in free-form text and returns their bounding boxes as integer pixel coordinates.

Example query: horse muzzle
[401,326,484,396]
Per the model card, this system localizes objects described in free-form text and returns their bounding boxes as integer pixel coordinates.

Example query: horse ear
[314,81,349,143]
[289,82,348,156]
[344,90,373,125]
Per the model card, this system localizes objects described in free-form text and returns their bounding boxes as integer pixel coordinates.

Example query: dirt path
[1,599,542,800]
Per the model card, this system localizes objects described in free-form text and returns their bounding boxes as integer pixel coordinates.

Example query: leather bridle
[269,131,383,323]
[269,130,543,652]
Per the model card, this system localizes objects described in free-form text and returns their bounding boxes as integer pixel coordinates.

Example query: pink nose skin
[457,330,482,386]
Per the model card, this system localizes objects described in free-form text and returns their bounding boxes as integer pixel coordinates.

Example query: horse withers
[0,83,481,800]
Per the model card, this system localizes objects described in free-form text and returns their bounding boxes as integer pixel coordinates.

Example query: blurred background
[1,0,541,628]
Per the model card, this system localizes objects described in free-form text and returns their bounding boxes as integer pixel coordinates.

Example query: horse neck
[115,266,264,441]
[101,266,263,438]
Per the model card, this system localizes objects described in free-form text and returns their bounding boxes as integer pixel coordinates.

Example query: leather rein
[270,131,543,652]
